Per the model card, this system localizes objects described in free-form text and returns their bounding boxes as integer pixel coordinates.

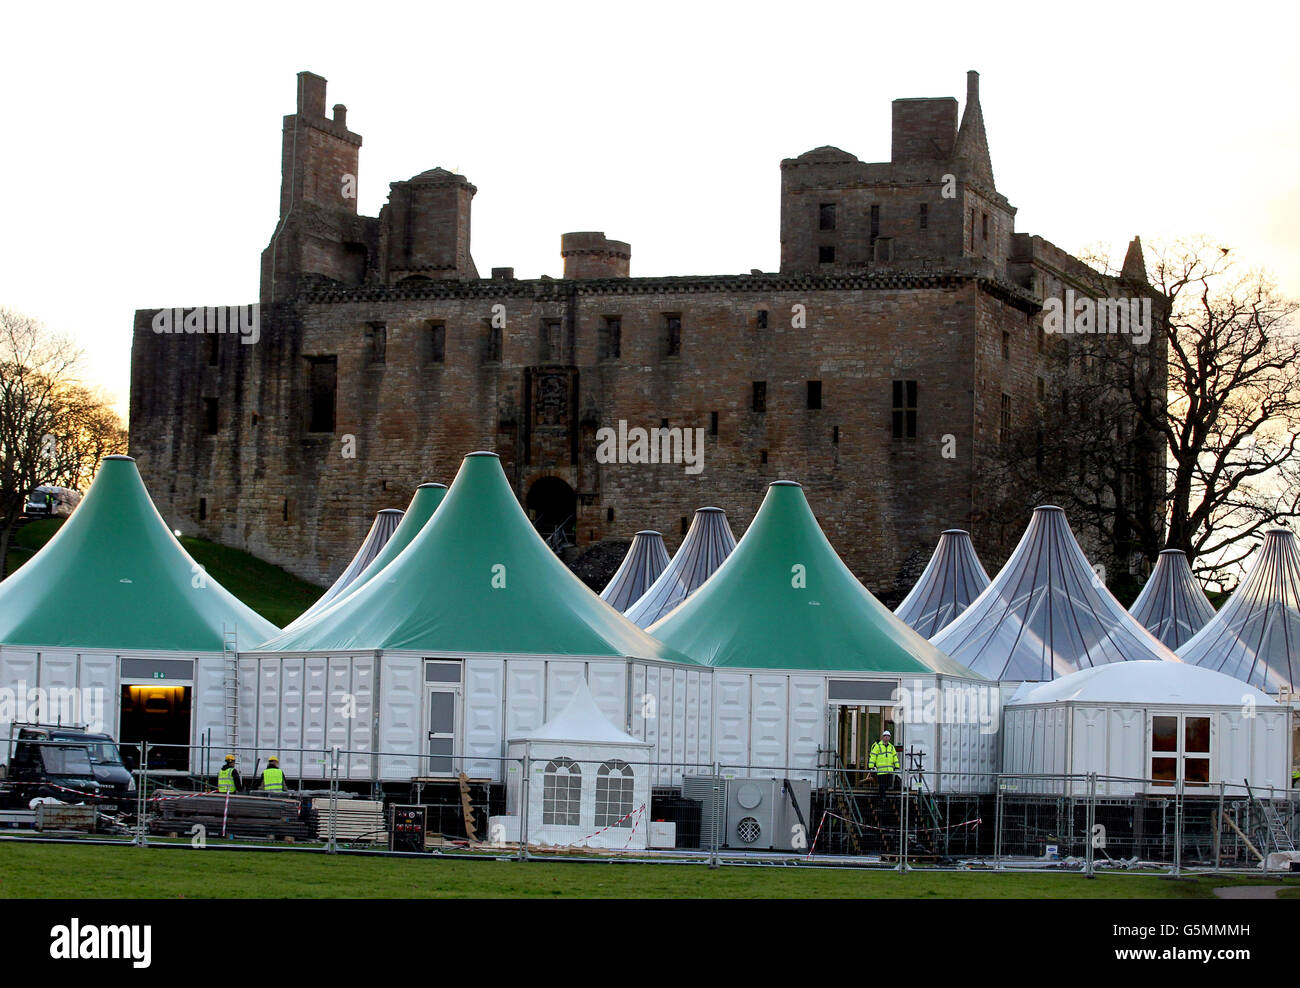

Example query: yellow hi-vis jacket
[218,765,237,793]
[869,740,900,775]
[262,767,285,792]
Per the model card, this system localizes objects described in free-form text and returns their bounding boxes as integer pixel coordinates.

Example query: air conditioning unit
[681,775,726,850]
[723,777,813,851]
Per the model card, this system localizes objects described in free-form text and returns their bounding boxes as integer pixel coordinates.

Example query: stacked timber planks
[311,798,387,843]
[154,792,312,841]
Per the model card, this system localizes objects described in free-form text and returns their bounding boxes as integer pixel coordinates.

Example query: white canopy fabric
[282,509,404,632]
[508,679,649,746]
[1010,660,1276,708]
[931,506,1176,681]
[895,529,991,638]
[600,531,671,612]
[624,507,736,628]
[1179,528,1300,692]
[1129,549,1215,650]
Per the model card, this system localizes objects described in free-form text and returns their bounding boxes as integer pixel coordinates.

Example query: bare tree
[995,239,1300,590]
[0,308,83,578]
[46,384,128,492]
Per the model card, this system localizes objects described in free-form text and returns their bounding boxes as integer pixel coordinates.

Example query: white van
[24,485,82,519]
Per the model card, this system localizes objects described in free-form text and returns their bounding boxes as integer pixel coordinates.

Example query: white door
[426,686,458,776]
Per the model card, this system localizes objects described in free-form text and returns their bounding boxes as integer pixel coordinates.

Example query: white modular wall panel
[278,658,304,778]
[257,661,282,763]
[505,660,545,738]
[629,664,649,741]
[348,656,376,779]
[787,677,823,780]
[1252,709,1287,791]
[38,651,77,692]
[79,653,118,739]
[301,657,329,778]
[587,663,625,729]
[714,674,749,771]
[697,673,712,774]
[1102,707,1144,795]
[546,662,586,720]
[684,670,701,771]
[672,668,688,773]
[749,675,788,771]
[192,655,225,774]
[463,659,504,781]
[378,654,422,781]
[237,658,258,773]
[655,666,674,784]
[325,657,353,775]
[0,649,38,761]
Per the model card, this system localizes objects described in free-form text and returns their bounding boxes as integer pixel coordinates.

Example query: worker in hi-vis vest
[218,754,242,794]
[261,756,286,793]
[869,730,900,797]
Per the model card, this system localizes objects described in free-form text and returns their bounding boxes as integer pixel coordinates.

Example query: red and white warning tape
[551,803,648,849]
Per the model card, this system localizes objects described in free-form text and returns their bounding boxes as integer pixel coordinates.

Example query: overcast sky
[3,1,1297,419]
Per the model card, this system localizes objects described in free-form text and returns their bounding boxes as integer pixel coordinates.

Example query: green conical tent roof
[280,483,446,633]
[649,482,978,675]
[0,456,279,651]
[258,452,694,662]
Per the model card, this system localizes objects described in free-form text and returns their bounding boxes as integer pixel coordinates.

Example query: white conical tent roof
[1129,549,1215,650]
[600,531,671,612]
[624,507,737,628]
[508,679,649,745]
[894,529,991,638]
[931,506,1177,681]
[283,508,404,631]
[1010,661,1276,708]
[1179,528,1300,692]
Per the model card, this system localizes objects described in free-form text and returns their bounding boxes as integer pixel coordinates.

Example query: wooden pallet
[311,798,387,842]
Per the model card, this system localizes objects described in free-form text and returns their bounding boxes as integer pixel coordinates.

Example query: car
[2,725,134,809]
[24,485,82,519]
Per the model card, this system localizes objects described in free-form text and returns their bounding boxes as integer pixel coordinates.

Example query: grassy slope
[0,843,1289,899]
[3,518,323,627]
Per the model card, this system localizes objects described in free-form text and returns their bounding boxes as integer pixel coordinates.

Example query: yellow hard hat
[267,756,279,763]
[224,754,236,762]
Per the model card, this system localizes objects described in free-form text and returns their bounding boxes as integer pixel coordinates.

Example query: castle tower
[381,168,479,281]
[260,72,369,302]
[560,232,631,279]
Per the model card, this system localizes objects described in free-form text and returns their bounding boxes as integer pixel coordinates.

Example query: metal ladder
[222,626,240,763]
[1246,779,1295,853]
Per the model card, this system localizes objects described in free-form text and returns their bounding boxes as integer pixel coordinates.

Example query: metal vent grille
[681,775,726,850]
[736,817,762,844]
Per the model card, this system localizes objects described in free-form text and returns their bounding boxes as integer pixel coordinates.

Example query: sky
[2,0,1298,421]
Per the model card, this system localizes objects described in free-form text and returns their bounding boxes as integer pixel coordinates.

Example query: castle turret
[560,232,631,279]
[382,168,479,282]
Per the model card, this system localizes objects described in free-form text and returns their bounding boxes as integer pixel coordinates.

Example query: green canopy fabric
[280,483,446,633]
[258,452,695,662]
[649,481,979,675]
[0,455,279,651]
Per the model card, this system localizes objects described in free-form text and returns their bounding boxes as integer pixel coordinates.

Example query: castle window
[832,425,840,444]
[366,322,386,363]
[819,203,837,231]
[483,321,502,364]
[760,449,768,464]
[203,398,218,436]
[282,498,290,522]
[752,381,767,414]
[969,208,976,250]
[681,517,689,536]
[427,322,446,364]
[306,356,337,432]
[756,309,768,330]
[819,246,836,264]
[606,507,615,523]
[807,380,822,410]
[1000,393,1012,444]
[919,203,928,230]
[982,212,989,242]
[1037,377,1046,402]
[1037,325,1045,353]
[663,314,682,357]
[870,204,880,244]
[599,316,621,360]
[541,319,563,363]
[710,411,718,436]
[891,380,917,439]
[198,497,207,521]
[1002,331,1010,360]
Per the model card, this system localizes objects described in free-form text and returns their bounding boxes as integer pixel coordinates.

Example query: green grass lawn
[0,842,1291,898]
[3,518,323,626]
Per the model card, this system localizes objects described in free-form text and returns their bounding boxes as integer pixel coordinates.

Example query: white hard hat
[882,730,892,737]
